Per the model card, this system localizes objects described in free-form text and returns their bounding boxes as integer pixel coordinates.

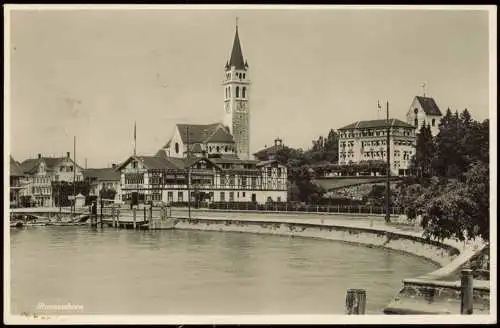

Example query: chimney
[112,163,117,169]
[67,152,70,158]
[38,153,41,159]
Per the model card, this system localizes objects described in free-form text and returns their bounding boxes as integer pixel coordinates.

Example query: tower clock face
[225,102,231,113]
[237,102,248,112]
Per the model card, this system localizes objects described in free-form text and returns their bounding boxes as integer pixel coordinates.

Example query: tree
[411,123,435,177]
[416,162,489,242]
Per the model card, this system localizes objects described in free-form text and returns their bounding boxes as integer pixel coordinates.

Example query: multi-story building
[406,96,443,136]
[19,152,84,207]
[338,119,416,176]
[117,153,287,204]
[83,165,122,203]
[117,23,287,204]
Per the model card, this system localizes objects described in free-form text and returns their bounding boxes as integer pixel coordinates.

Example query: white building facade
[19,153,84,207]
[338,119,416,176]
[117,155,287,204]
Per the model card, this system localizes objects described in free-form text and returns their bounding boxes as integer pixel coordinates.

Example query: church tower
[222,21,250,160]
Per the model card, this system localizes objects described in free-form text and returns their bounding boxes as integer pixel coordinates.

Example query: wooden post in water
[460,269,473,314]
[345,289,366,314]
[100,199,103,228]
[133,207,137,229]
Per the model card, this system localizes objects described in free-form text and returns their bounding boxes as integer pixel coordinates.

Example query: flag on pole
[377,101,382,119]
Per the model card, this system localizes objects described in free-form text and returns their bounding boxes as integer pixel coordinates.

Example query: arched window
[228,86,231,97]
[243,73,246,79]
[432,118,436,127]
[225,146,228,152]
[236,86,240,98]
[216,146,220,153]
[225,87,227,98]
[242,87,246,98]
[175,143,179,154]
[414,118,418,127]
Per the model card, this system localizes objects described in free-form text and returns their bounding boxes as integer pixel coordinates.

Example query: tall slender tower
[222,20,250,160]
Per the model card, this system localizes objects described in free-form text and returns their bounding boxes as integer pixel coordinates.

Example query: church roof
[228,27,246,70]
[338,119,415,131]
[177,123,234,144]
[415,96,442,116]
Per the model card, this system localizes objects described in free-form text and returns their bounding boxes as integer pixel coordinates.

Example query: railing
[165,201,407,216]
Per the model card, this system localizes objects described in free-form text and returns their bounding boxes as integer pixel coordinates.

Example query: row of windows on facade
[339,150,412,159]
[226,72,246,80]
[341,140,414,148]
[124,173,284,187]
[340,129,414,139]
[125,167,283,184]
[172,143,236,155]
[30,175,82,184]
[163,191,282,203]
[225,86,247,99]
[31,187,51,195]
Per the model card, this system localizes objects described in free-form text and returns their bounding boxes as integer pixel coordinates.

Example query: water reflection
[10,227,438,315]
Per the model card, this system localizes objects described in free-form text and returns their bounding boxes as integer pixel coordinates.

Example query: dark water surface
[10,227,438,315]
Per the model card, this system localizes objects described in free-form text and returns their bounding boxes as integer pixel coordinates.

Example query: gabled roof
[19,159,40,174]
[19,156,83,174]
[338,119,415,131]
[176,123,234,144]
[10,156,25,177]
[228,26,246,70]
[415,96,442,116]
[83,168,120,181]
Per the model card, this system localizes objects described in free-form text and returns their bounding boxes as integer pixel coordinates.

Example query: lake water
[9,226,438,315]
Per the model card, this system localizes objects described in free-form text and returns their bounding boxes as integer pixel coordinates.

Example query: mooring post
[100,199,103,228]
[460,269,473,314]
[345,289,366,315]
[133,207,137,229]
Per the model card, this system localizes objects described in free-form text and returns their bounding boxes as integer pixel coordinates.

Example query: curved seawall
[169,215,461,267]
[160,213,488,314]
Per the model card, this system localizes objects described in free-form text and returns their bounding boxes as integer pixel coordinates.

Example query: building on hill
[116,153,287,205]
[406,96,443,137]
[253,138,286,161]
[83,165,122,203]
[10,155,26,207]
[338,119,416,176]
[19,152,84,207]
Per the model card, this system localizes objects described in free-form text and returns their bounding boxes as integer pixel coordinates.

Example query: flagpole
[385,101,391,224]
[134,121,137,157]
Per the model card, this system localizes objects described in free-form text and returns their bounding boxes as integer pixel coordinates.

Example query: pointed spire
[228,19,246,70]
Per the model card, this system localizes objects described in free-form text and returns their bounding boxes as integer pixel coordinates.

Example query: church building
[117,23,288,205]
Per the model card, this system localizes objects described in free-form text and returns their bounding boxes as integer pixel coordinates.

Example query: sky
[7,6,492,168]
